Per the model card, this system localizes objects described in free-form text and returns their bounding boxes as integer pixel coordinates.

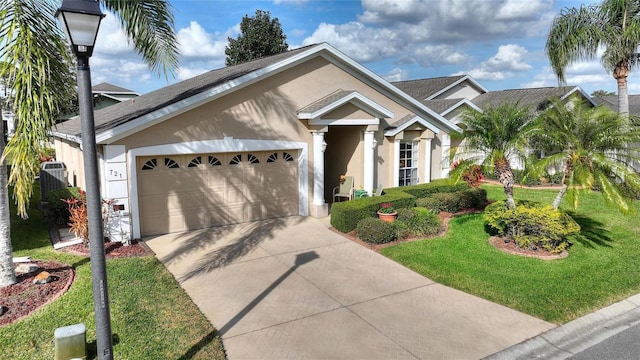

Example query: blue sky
[90,0,631,96]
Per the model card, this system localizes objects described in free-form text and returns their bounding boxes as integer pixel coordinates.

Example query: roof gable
[297,89,393,120]
[52,43,459,144]
[471,86,595,111]
[392,75,488,101]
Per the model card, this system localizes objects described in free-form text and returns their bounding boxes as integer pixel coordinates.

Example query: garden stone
[33,271,53,284]
[15,263,39,274]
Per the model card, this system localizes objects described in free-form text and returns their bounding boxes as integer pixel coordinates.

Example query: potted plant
[377,202,397,223]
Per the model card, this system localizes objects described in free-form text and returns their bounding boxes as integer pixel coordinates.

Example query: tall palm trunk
[495,159,516,209]
[0,112,15,287]
[614,63,629,116]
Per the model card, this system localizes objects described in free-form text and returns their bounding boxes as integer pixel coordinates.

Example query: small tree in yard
[531,98,640,213]
[225,10,288,66]
[455,103,535,209]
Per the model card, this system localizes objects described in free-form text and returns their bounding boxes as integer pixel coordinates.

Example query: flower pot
[377,211,397,223]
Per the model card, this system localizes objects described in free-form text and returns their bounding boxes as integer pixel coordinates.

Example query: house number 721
[110,169,123,178]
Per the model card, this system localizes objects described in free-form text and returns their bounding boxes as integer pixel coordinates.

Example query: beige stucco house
[51,43,459,239]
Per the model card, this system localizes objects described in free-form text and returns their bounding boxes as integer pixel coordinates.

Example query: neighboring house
[397,78,596,170]
[393,76,486,175]
[470,86,595,111]
[51,43,460,239]
[1,110,15,138]
[591,94,640,116]
[58,82,139,122]
[91,82,139,111]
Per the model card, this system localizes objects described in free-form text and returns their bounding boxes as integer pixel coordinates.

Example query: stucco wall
[108,56,451,214]
[53,138,85,188]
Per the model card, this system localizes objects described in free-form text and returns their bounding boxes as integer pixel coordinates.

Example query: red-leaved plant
[63,190,89,246]
[451,160,484,188]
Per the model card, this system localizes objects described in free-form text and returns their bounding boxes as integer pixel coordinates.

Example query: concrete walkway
[144,216,554,359]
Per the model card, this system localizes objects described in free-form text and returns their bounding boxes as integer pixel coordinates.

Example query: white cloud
[177,67,210,81]
[456,44,532,81]
[302,22,398,62]
[94,13,134,56]
[496,0,553,20]
[177,21,228,59]
[273,0,308,4]
[413,45,470,67]
[383,68,410,82]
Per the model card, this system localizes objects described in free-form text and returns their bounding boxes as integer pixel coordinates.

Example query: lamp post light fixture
[56,1,112,359]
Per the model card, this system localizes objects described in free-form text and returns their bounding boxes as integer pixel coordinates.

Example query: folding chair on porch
[333,176,354,202]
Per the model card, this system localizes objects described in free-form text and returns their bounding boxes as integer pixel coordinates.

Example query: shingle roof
[92,82,136,94]
[420,99,466,114]
[471,86,584,111]
[297,89,353,114]
[388,113,415,128]
[53,44,321,137]
[392,76,466,101]
[592,94,640,116]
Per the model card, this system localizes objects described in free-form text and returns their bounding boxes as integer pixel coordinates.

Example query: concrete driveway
[144,216,554,359]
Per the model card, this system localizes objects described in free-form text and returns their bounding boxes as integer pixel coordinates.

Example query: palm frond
[102,0,178,79]
[0,0,71,218]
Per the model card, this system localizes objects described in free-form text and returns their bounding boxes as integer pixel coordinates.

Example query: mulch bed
[335,209,568,260]
[58,239,154,259]
[488,236,568,260]
[0,260,74,327]
[0,237,154,327]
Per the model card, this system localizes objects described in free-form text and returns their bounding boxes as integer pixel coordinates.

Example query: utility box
[40,161,68,200]
[54,323,86,360]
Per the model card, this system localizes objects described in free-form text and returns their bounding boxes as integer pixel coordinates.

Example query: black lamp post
[56,1,113,359]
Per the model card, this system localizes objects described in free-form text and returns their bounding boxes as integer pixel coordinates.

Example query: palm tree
[455,103,534,209]
[532,98,640,213]
[546,0,640,116]
[0,0,177,287]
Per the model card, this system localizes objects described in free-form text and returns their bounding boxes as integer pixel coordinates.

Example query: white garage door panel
[138,151,299,236]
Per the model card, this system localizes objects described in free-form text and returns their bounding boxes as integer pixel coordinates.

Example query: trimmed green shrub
[415,196,441,212]
[484,200,580,253]
[397,179,468,199]
[458,188,488,210]
[44,187,82,225]
[330,179,482,233]
[396,207,441,237]
[356,217,397,244]
[330,191,415,233]
[415,188,487,213]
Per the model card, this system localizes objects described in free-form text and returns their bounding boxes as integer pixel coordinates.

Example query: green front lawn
[0,188,226,359]
[381,185,640,324]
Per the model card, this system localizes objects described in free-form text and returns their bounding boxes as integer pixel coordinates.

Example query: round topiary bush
[356,217,397,244]
[484,200,580,253]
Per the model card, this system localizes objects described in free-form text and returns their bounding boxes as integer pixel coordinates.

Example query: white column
[363,131,375,195]
[423,138,432,183]
[441,134,451,178]
[393,139,400,187]
[312,132,325,206]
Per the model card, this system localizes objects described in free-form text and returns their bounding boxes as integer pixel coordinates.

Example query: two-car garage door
[137,150,299,236]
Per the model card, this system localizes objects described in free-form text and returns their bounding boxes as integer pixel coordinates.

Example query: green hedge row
[330,179,468,233]
[415,188,487,213]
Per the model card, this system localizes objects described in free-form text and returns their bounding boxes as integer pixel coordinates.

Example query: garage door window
[164,157,179,169]
[188,156,202,167]
[230,154,242,165]
[141,158,157,170]
[248,154,260,164]
[208,156,222,166]
[283,152,294,161]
